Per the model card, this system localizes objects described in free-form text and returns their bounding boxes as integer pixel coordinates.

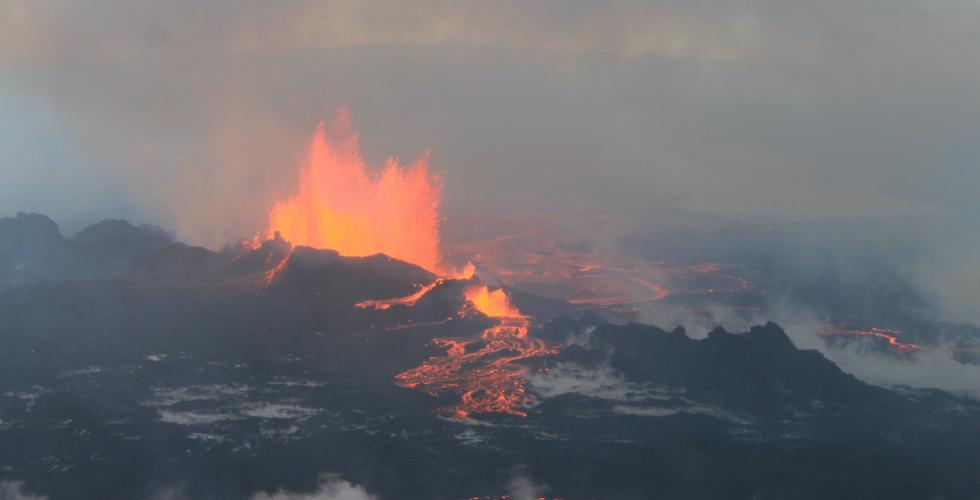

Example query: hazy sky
[1,2,977,251]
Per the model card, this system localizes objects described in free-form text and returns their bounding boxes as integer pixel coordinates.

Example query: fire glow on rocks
[264,111,549,418]
[396,284,556,418]
[267,108,443,273]
[821,325,923,354]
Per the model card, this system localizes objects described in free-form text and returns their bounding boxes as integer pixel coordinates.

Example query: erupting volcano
[267,109,443,273]
[264,110,551,418]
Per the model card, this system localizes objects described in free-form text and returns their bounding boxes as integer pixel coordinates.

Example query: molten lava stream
[263,255,290,285]
[396,285,556,418]
[355,263,475,310]
[356,279,445,310]
[260,111,553,417]
[821,325,922,353]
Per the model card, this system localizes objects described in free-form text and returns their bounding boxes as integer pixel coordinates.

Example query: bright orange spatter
[464,284,524,319]
[396,284,556,418]
[267,109,443,272]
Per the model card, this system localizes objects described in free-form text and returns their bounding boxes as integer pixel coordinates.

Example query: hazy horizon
[3,1,979,323]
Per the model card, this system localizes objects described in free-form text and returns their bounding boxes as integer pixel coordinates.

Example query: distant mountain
[0,213,173,287]
[0,213,76,283]
[540,319,906,416]
[71,218,172,273]
[0,213,66,260]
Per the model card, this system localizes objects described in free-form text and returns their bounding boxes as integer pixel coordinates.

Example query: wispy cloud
[0,481,47,500]
[249,473,377,500]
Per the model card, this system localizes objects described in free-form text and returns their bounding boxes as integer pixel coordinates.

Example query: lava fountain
[265,110,552,418]
[267,108,443,273]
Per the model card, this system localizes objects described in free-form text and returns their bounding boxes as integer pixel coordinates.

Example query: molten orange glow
[396,285,555,418]
[455,261,477,280]
[263,256,290,285]
[241,233,262,251]
[267,109,443,272]
[355,261,474,310]
[356,278,445,310]
[821,325,923,353]
[464,284,524,319]
[443,216,679,307]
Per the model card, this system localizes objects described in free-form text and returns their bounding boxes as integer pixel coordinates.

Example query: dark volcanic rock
[0,213,66,259]
[552,320,907,417]
[0,213,75,282]
[1,214,979,500]
[268,246,436,303]
[0,214,173,287]
[71,219,172,273]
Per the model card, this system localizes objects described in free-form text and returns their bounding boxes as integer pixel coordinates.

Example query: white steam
[0,481,47,500]
[249,474,377,500]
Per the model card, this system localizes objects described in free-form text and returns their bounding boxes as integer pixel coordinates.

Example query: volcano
[2,212,980,500]
[2,115,979,500]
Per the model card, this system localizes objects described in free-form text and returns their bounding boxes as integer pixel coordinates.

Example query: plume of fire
[260,110,551,417]
[464,283,525,319]
[266,108,443,273]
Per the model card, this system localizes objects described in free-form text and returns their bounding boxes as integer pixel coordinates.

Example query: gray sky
[1,1,979,319]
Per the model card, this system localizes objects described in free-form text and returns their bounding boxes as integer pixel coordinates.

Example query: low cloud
[526,362,657,402]
[0,481,47,500]
[755,309,980,400]
[249,474,377,500]
[504,467,550,500]
[790,329,980,400]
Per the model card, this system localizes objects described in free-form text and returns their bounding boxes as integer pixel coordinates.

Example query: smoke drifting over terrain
[3,2,978,329]
[3,5,980,500]
[2,0,980,433]
[249,474,376,500]
[2,3,977,220]
[0,480,47,500]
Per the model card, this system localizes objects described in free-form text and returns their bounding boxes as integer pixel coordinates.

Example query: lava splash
[396,284,556,418]
[267,109,443,272]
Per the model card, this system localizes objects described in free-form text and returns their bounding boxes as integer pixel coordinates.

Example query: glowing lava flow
[263,252,290,285]
[267,109,443,273]
[260,112,616,417]
[395,284,556,418]
[355,279,444,310]
[821,325,923,354]
[355,263,474,310]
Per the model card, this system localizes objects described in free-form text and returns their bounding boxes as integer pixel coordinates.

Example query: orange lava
[356,278,445,310]
[263,255,290,285]
[453,261,477,280]
[446,223,674,307]
[440,213,768,307]
[356,262,474,310]
[396,285,555,418]
[465,284,524,318]
[240,234,263,251]
[821,325,923,353]
[267,108,443,272]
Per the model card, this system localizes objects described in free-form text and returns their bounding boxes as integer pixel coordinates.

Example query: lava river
[394,284,556,418]
[262,110,556,418]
